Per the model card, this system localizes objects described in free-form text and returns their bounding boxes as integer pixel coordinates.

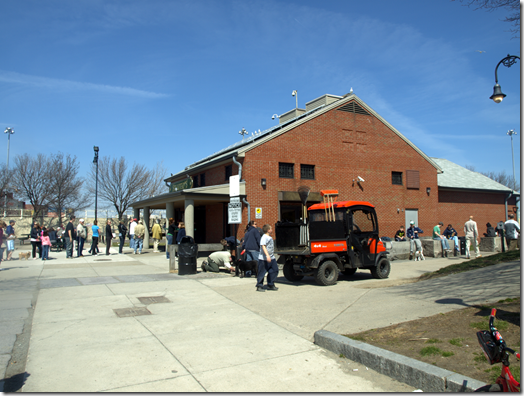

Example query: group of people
[200,220,279,292]
[393,214,520,260]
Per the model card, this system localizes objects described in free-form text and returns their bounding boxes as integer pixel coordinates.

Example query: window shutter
[406,170,420,189]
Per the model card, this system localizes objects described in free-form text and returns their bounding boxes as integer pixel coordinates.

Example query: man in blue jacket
[242,221,261,261]
[407,221,424,260]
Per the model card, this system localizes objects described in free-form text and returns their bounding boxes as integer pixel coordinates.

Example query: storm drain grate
[137,296,171,305]
[94,259,112,261]
[113,307,151,317]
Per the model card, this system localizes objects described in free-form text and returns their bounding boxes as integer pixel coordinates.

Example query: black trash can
[178,236,198,275]
[458,236,466,255]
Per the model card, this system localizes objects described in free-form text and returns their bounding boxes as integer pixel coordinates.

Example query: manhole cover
[113,307,151,317]
[137,296,171,305]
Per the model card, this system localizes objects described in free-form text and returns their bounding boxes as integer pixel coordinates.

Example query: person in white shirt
[464,216,481,259]
[504,214,520,251]
[201,251,235,273]
[256,224,279,292]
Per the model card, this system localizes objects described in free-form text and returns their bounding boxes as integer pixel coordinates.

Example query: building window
[279,162,294,179]
[406,170,420,189]
[225,165,232,181]
[301,164,315,180]
[200,173,205,187]
[392,171,403,185]
[193,175,199,188]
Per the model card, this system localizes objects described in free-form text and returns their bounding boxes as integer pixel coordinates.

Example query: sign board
[230,196,240,203]
[255,207,262,219]
[229,175,240,197]
[228,201,242,224]
[169,177,193,193]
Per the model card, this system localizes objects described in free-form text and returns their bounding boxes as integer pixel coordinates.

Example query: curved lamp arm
[490,54,520,103]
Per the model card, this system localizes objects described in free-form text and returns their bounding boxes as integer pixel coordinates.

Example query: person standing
[504,214,520,251]
[433,221,451,257]
[175,221,186,259]
[133,220,145,254]
[118,220,127,254]
[65,215,75,259]
[166,218,176,260]
[406,221,424,260]
[5,220,16,261]
[129,218,137,251]
[256,224,279,292]
[464,216,481,259]
[152,219,162,253]
[0,221,5,263]
[242,221,261,261]
[105,219,113,256]
[76,218,87,257]
[41,229,51,261]
[30,222,42,260]
[89,220,100,255]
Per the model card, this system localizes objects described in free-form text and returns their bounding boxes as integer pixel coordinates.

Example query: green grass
[474,353,487,363]
[498,297,519,303]
[469,319,509,331]
[485,365,520,383]
[419,250,520,281]
[425,338,441,344]
[420,346,442,356]
[449,338,464,346]
[442,351,454,357]
[347,335,366,342]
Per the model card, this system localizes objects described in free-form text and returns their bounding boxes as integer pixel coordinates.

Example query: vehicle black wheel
[370,258,390,279]
[343,268,357,277]
[474,384,503,392]
[315,260,339,286]
[283,261,303,282]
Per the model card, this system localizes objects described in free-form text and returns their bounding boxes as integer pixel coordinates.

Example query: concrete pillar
[143,206,150,250]
[184,199,194,238]
[133,208,140,222]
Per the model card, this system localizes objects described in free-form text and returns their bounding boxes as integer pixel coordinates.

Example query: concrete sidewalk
[0,245,520,392]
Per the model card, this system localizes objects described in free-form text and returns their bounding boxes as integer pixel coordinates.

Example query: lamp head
[93,146,99,152]
[490,83,506,103]
[292,90,297,97]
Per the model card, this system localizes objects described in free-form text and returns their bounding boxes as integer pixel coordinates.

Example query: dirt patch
[344,298,520,385]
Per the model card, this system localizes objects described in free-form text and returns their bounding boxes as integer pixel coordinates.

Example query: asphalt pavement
[0,243,520,392]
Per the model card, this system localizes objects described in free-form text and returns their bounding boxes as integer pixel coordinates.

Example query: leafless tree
[47,153,89,227]
[87,157,168,221]
[453,0,520,38]
[466,165,519,191]
[12,153,53,222]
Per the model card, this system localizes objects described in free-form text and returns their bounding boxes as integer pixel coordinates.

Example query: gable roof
[166,93,442,182]
[431,157,518,194]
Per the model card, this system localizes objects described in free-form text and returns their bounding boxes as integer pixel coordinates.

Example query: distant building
[131,92,519,243]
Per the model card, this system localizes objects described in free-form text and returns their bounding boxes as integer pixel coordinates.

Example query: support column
[143,206,150,250]
[166,202,175,222]
[184,199,194,238]
[133,208,140,222]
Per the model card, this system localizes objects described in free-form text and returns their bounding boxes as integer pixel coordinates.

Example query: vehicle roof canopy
[308,200,375,211]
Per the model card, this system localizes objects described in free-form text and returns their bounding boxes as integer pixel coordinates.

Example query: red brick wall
[438,190,518,236]
[206,203,224,242]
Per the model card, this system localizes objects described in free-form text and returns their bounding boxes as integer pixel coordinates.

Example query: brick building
[131,92,519,245]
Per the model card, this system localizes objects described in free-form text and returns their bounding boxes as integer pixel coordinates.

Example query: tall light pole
[4,127,14,217]
[490,54,520,103]
[292,90,298,108]
[506,129,517,190]
[93,146,99,222]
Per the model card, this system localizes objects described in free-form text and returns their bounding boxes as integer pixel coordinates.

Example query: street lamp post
[93,146,99,222]
[506,129,517,190]
[490,54,520,103]
[4,127,14,217]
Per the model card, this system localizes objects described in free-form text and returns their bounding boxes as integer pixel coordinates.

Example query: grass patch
[420,346,442,356]
[442,351,454,357]
[474,353,487,363]
[498,297,519,303]
[425,338,441,344]
[449,338,464,346]
[347,335,366,342]
[469,319,509,331]
[419,250,520,281]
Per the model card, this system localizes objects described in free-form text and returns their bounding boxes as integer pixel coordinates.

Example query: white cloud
[0,70,168,99]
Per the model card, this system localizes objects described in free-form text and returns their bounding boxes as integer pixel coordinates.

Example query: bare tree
[12,153,53,222]
[47,153,89,227]
[87,157,168,221]
[466,165,519,191]
[453,0,520,38]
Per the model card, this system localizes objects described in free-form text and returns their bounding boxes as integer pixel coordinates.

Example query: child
[255,224,279,292]
[41,229,51,261]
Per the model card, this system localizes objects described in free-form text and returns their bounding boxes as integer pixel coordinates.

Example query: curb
[314,330,486,392]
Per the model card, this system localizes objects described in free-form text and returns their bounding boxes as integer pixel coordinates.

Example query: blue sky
[0,0,521,190]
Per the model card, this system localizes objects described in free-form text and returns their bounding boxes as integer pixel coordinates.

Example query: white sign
[255,207,262,219]
[230,196,240,203]
[229,175,240,197]
[228,201,242,224]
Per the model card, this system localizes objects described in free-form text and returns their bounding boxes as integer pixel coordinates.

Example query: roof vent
[336,101,371,116]
[305,94,343,112]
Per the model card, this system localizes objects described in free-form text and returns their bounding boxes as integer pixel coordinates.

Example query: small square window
[301,164,315,180]
[279,163,294,179]
[392,171,403,185]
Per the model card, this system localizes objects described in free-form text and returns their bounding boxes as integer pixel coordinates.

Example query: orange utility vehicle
[275,195,390,286]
